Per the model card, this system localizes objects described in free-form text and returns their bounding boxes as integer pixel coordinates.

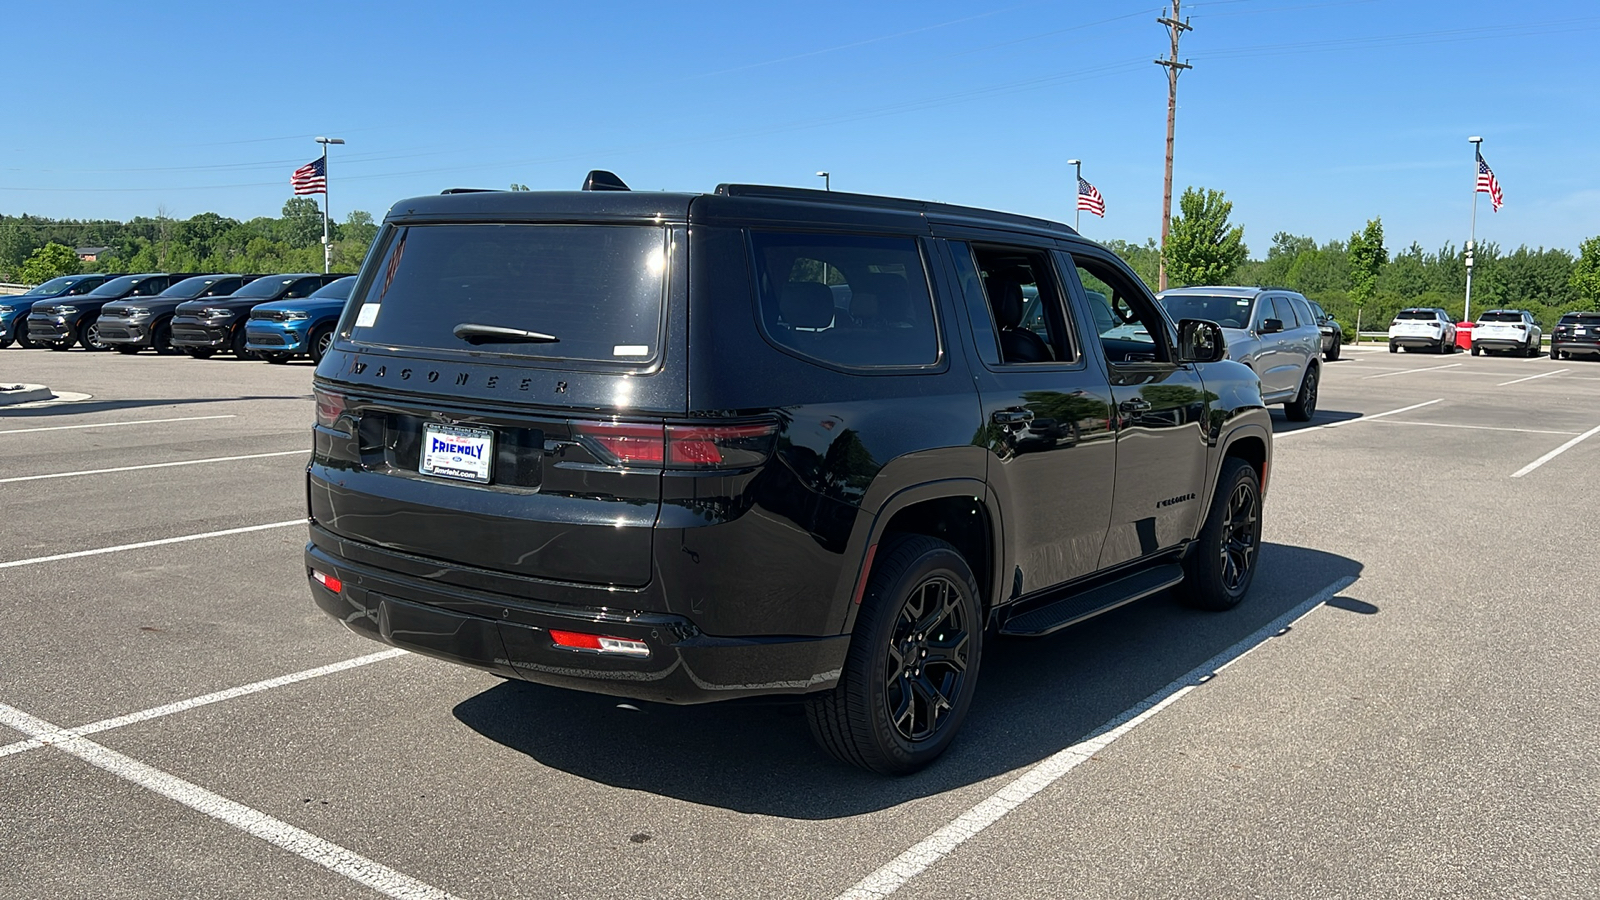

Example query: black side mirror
[1177,319,1226,363]
[1260,318,1284,334]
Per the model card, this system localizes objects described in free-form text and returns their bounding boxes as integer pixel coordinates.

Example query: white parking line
[1369,420,1579,436]
[1276,399,1444,439]
[0,702,462,900]
[0,520,303,570]
[0,450,307,484]
[1497,368,1567,387]
[0,414,237,435]
[1511,423,1600,478]
[833,576,1357,900]
[0,649,407,760]
[1365,363,1462,379]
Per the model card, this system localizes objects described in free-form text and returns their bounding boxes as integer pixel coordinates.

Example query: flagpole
[1067,159,1082,231]
[315,136,345,274]
[1465,136,1481,324]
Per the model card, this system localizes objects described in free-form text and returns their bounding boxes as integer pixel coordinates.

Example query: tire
[1436,337,1449,354]
[184,348,214,359]
[1389,342,1398,354]
[152,321,178,355]
[261,351,291,364]
[1181,457,1262,611]
[1471,345,1480,356]
[0,335,11,349]
[1284,364,1318,422]
[805,535,983,775]
[1324,341,1340,362]
[309,325,335,364]
[16,321,38,349]
[231,327,255,360]
[115,345,140,355]
[78,318,111,352]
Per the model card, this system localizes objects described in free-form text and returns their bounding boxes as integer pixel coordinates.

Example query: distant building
[75,246,111,262]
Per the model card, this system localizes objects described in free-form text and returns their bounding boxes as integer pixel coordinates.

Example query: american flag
[1077,176,1105,217]
[292,157,327,195]
[1476,155,1503,212]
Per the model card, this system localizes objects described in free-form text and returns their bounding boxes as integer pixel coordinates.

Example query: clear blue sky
[4,1,1597,255]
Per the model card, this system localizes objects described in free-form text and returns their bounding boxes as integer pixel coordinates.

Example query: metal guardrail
[0,282,31,296]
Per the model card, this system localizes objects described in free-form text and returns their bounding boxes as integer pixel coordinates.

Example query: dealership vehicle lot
[2,347,1597,899]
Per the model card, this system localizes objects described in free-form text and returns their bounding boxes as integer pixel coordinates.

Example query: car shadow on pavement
[1271,407,1361,434]
[452,542,1363,817]
[0,395,310,420]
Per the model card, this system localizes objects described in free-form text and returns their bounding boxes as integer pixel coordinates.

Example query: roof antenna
[582,170,630,192]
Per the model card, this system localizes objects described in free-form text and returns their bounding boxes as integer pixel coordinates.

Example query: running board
[999,563,1185,637]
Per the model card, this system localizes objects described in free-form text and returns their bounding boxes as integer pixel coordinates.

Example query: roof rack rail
[713,183,1072,235]
[440,187,498,194]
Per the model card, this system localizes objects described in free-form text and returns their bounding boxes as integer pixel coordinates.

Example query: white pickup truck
[1471,309,1543,357]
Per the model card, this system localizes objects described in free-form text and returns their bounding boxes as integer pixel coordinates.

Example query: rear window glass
[750,231,938,369]
[1398,310,1439,320]
[1479,312,1524,323]
[347,224,667,363]
[1559,313,1600,324]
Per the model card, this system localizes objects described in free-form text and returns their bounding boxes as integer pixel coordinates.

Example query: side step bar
[999,563,1185,637]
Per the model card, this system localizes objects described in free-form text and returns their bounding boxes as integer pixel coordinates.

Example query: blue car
[0,273,111,348]
[244,276,357,363]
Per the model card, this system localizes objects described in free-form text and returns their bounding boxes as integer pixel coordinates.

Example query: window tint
[130,278,167,296]
[1480,311,1525,323]
[286,277,321,299]
[947,242,1000,365]
[1397,310,1439,321]
[349,224,667,363]
[957,245,1074,365]
[1072,255,1167,363]
[751,231,938,369]
[1158,294,1253,329]
[1287,296,1314,328]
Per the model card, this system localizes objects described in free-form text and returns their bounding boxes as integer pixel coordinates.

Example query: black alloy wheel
[806,535,982,775]
[153,322,177,355]
[79,319,111,351]
[1181,457,1262,611]
[310,325,334,364]
[231,327,255,360]
[1284,365,1318,422]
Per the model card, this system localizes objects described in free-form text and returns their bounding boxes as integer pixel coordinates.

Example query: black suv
[98,274,260,354]
[305,174,1273,774]
[169,273,346,359]
[1551,311,1600,360]
[26,273,199,351]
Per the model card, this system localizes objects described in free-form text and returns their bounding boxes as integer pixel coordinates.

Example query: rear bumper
[304,537,849,704]
[1390,334,1447,347]
[1552,340,1600,356]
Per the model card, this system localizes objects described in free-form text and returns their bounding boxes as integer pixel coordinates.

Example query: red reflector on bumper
[311,569,342,593]
[549,629,650,658]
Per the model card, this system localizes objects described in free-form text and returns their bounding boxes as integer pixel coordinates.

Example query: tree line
[1,197,378,284]
[1105,187,1600,334]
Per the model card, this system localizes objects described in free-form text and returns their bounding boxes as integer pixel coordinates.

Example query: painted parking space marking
[1497,368,1567,386]
[0,520,302,570]
[0,414,237,435]
[1511,423,1600,478]
[0,449,307,484]
[1368,420,1580,436]
[0,702,462,900]
[1364,363,1462,379]
[0,649,407,761]
[1275,399,1444,440]
[832,576,1357,900]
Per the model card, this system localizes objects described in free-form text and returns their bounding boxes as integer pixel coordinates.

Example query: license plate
[420,424,494,483]
[1577,328,1588,335]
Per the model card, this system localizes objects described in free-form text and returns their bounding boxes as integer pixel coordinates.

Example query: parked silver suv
[1158,286,1321,421]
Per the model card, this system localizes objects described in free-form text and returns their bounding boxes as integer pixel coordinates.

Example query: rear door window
[347,224,668,364]
[750,231,939,369]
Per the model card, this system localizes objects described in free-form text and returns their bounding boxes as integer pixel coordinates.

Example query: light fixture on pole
[1066,159,1082,231]
[315,136,345,274]
[1465,135,1481,325]
[816,171,830,192]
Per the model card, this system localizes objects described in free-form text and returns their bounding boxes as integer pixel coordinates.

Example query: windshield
[85,275,145,297]
[22,275,88,296]
[347,224,668,363]
[1479,312,1524,323]
[233,276,301,299]
[1159,294,1255,330]
[308,276,357,301]
[159,276,227,300]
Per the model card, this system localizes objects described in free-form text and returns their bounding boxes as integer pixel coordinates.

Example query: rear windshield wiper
[453,323,560,345]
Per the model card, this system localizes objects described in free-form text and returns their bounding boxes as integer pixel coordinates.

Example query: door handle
[992,408,1034,426]
[1119,398,1152,413]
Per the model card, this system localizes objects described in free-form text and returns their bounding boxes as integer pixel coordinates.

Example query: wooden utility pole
[1155,0,1191,292]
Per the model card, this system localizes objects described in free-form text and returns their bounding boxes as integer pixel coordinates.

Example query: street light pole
[315,136,345,274]
[1466,135,1481,325]
[1067,159,1082,232]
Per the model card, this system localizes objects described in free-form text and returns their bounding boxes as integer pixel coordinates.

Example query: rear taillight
[549,629,650,658]
[314,387,348,429]
[311,568,342,593]
[574,420,778,469]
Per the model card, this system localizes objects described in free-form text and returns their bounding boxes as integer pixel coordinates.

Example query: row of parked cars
[1383,305,1600,359]
[0,271,356,363]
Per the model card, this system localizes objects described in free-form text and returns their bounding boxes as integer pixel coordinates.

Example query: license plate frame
[420,423,495,484]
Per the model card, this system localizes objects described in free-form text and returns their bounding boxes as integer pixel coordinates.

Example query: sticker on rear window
[613,345,649,357]
[354,304,380,328]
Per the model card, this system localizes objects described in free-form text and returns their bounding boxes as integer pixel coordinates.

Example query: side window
[68,280,97,296]
[965,244,1076,365]
[750,231,940,369]
[1070,254,1169,363]
[133,278,165,296]
[204,278,240,297]
[1288,296,1314,329]
[947,242,1000,366]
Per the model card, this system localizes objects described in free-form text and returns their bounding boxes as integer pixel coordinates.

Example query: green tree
[1346,217,1387,333]
[1165,187,1247,286]
[18,242,81,284]
[279,196,324,249]
[1572,236,1600,311]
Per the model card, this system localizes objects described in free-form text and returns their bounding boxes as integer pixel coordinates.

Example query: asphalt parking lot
[2,346,1597,900]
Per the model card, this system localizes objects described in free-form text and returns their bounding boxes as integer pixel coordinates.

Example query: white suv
[1471,309,1543,357]
[1389,307,1457,354]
